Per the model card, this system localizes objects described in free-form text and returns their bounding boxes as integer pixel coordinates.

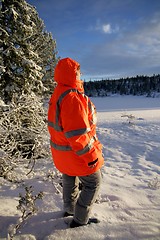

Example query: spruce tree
[40,32,58,95]
[0,0,57,102]
[0,0,57,180]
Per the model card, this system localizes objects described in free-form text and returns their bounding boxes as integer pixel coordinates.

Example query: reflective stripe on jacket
[47,58,104,176]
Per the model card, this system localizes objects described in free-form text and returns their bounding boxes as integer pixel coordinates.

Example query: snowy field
[0,95,160,240]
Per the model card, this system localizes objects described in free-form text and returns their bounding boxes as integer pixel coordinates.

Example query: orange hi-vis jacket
[48,58,104,176]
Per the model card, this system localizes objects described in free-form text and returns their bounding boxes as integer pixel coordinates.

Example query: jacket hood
[54,57,82,88]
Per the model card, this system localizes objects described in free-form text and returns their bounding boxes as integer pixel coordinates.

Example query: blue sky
[27,0,160,80]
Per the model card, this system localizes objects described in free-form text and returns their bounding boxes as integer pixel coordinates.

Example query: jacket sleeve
[60,92,102,166]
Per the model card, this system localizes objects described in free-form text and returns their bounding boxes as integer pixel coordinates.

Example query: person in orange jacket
[48,57,104,228]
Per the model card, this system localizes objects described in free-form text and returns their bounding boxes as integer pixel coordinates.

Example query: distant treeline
[84,74,160,97]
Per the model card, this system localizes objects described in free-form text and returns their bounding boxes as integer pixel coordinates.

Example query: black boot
[70,219,83,228]
[63,212,74,217]
[70,218,100,228]
[88,218,100,224]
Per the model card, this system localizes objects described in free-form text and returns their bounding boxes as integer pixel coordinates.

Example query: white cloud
[102,24,112,33]
[93,20,119,34]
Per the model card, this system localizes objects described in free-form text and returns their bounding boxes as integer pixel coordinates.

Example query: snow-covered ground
[0,95,160,240]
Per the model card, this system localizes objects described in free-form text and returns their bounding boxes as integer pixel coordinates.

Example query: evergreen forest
[84,75,160,97]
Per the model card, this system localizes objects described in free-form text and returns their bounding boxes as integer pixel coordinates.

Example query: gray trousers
[62,170,102,225]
